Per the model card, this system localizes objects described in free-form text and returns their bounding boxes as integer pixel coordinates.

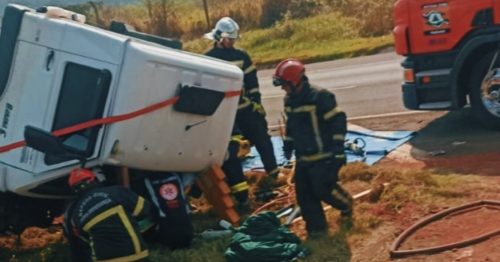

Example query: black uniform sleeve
[118,187,152,221]
[318,91,347,152]
[241,51,261,103]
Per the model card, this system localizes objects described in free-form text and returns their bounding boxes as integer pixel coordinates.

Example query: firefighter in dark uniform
[63,168,152,262]
[272,58,354,235]
[222,123,251,207]
[203,17,280,181]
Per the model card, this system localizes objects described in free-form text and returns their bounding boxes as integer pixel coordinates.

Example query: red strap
[0,90,241,154]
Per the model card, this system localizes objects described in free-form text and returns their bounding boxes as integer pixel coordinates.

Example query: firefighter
[272,58,353,236]
[203,17,280,180]
[63,168,152,262]
[222,123,251,208]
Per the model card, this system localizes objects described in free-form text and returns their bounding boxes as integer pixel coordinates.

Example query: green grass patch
[183,12,394,67]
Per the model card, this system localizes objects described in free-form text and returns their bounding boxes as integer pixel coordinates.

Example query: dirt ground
[347,108,500,262]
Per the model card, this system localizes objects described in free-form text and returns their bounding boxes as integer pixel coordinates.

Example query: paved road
[257,52,500,176]
[258,52,407,129]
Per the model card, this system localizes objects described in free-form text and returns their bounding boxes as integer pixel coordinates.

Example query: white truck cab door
[29,51,117,174]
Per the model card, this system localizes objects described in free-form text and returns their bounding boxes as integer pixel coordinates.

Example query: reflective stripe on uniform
[324,107,342,120]
[247,87,259,94]
[230,182,249,193]
[244,64,256,74]
[132,197,144,216]
[289,105,323,153]
[95,250,149,262]
[83,205,142,254]
[333,134,345,141]
[284,106,292,113]
[231,60,244,68]
[299,152,332,162]
[331,189,351,206]
[238,96,252,109]
[284,136,294,141]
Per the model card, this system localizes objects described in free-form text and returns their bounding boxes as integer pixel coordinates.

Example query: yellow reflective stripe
[83,206,142,256]
[331,189,351,206]
[133,197,144,217]
[244,64,256,74]
[290,105,316,112]
[83,207,119,232]
[238,96,252,109]
[324,107,342,120]
[333,134,345,141]
[299,152,332,162]
[95,250,149,262]
[231,60,244,68]
[117,206,141,254]
[284,136,294,141]
[247,87,259,94]
[287,105,323,152]
[230,134,243,142]
[335,154,346,158]
[230,182,248,193]
[284,107,292,113]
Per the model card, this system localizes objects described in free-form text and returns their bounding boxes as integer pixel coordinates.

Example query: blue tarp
[241,130,415,171]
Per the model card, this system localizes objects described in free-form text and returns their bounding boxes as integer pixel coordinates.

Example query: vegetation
[63,0,397,66]
[1,162,497,262]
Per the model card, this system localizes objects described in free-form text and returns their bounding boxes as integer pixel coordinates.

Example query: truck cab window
[45,63,111,165]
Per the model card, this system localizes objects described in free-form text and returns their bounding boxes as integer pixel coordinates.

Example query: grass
[62,0,397,68]
[2,162,499,262]
[183,12,395,67]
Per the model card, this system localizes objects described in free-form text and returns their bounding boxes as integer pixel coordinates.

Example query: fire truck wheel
[469,51,500,130]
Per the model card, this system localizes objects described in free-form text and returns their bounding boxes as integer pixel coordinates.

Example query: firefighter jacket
[68,185,151,262]
[204,44,261,110]
[283,79,347,162]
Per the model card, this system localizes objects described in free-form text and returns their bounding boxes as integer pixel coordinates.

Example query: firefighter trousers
[295,157,353,233]
[235,106,279,178]
[222,140,249,204]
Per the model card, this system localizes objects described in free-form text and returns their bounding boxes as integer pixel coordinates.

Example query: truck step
[415,69,451,77]
[419,101,452,110]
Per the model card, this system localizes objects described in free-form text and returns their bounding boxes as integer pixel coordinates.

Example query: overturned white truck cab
[0,4,243,232]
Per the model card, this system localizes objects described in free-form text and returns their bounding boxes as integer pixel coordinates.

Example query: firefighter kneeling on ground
[63,169,153,262]
[273,58,354,237]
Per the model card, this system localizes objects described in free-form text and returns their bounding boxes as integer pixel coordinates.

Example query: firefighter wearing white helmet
[203,17,241,42]
[203,17,280,207]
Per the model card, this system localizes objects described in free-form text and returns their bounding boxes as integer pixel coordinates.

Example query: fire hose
[390,200,500,258]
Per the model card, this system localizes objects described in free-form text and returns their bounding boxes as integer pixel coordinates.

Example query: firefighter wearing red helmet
[62,168,153,262]
[273,58,353,236]
[203,17,280,207]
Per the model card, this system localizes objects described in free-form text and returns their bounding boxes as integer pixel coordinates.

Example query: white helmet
[204,17,240,41]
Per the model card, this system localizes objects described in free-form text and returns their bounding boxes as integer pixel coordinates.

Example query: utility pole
[202,0,211,29]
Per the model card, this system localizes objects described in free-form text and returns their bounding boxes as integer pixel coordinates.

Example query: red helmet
[272,59,305,87]
[69,168,95,188]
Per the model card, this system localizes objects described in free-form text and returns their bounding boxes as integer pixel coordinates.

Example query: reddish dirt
[349,109,500,261]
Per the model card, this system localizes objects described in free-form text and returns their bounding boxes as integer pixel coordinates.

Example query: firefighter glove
[231,135,251,159]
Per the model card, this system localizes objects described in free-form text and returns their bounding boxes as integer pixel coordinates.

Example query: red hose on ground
[390,200,500,258]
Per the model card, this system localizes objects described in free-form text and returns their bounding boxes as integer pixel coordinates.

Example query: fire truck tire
[469,51,500,131]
